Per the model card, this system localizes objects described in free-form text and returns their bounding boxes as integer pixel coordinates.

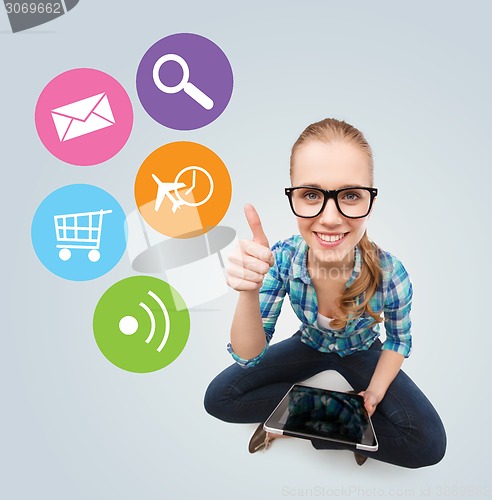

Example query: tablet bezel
[263,384,378,452]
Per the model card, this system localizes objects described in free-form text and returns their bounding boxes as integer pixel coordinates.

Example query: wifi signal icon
[93,276,190,373]
[118,290,170,352]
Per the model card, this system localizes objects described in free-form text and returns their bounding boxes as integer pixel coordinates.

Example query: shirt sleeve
[382,257,413,358]
[227,240,287,368]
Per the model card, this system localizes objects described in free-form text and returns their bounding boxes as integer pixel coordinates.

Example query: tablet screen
[265,385,377,449]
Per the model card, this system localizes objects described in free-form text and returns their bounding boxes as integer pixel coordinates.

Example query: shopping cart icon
[54,209,113,262]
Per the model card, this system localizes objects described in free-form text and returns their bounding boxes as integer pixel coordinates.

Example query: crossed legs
[204,332,446,468]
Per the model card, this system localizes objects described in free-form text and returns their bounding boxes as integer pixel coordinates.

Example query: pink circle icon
[35,68,133,166]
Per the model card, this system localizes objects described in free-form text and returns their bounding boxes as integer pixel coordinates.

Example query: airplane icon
[152,174,186,212]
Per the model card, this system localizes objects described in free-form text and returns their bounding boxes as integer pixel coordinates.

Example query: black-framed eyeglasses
[284,186,378,219]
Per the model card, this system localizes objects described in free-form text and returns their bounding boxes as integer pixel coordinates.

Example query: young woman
[204,118,446,468]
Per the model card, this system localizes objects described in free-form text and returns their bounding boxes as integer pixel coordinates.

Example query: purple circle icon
[136,33,233,130]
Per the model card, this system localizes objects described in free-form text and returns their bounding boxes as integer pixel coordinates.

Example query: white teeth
[317,232,345,242]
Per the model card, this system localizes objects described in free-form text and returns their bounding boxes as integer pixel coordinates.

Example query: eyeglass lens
[291,187,372,218]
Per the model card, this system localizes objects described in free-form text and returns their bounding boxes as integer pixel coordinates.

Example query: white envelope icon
[51,92,116,142]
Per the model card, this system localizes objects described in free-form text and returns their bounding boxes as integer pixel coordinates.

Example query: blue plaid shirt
[227,234,413,367]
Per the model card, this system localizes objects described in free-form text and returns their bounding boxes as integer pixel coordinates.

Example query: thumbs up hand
[226,204,275,292]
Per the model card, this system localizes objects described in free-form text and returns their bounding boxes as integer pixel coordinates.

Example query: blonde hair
[290,118,383,329]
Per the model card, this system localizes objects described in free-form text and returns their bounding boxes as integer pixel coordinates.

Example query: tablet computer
[264,384,378,452]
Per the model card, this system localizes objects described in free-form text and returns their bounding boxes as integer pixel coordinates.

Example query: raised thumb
[244,204,270,248]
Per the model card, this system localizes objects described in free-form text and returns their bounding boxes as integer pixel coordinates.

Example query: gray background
[2,1,491,499]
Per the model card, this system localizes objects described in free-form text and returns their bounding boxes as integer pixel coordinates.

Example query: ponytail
[330,231,382,330]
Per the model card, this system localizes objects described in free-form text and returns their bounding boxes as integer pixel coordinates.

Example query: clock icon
[174,166,214,210]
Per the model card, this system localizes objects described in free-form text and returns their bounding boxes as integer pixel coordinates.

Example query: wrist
[239,289,261,299]
[366,385,386,404]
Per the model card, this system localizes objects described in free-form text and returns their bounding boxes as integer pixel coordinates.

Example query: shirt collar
[291,237,310,282]
[292,237,362,287]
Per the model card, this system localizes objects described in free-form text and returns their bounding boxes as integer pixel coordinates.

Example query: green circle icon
[93,276,190,373]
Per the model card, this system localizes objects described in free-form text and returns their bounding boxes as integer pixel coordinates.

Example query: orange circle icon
[134,142,232,238]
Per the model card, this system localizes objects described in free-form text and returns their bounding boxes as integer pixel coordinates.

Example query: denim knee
[413,421,447,468]
[203,378,226,420]
[203,372,242,423]
[403,414,447,469]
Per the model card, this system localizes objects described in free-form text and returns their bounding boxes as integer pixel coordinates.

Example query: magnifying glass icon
[152,54,214,111]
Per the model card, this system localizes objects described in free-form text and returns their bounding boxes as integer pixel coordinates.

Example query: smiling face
[290,139,375,268]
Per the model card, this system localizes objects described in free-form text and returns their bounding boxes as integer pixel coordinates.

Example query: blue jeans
[204,332,446,468]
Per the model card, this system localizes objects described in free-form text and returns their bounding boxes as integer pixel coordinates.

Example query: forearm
[367,349,405,401]
[230,290,268,360]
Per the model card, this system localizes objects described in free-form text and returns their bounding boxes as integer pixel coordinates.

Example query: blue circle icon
[32,184,127,281]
